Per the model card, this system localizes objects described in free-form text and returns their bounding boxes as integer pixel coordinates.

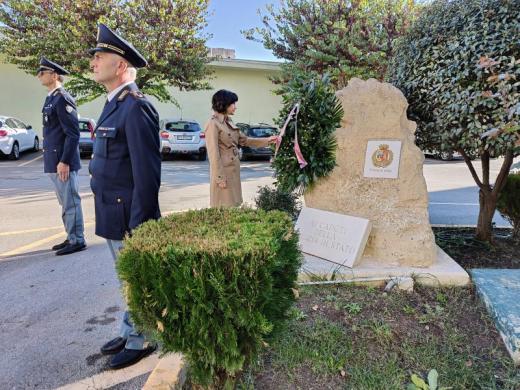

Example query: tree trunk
[475,189,497,242]
[460,149,514,243]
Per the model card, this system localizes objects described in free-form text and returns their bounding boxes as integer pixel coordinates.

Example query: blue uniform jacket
[89,83,161,240]
[42,88,81,173]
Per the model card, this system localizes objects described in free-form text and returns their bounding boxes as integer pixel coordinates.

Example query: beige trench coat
[205,113,271,207]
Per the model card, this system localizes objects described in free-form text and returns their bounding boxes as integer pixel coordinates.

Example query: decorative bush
[255,185,301,221]
[497,172,520,239]
[116,207,302,388]
[272,72,343,194]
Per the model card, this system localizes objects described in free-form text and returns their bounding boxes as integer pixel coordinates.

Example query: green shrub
[117,207,302,388]
[255,185,301,220]
[497,172,520,239]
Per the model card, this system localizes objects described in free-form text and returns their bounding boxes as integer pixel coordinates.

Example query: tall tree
[388,0,520,242]
[243,0,418,88]
[0,0,212,104]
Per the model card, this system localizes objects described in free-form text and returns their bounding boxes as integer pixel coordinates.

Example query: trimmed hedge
[497,172,520,239]
[117,207,302,388]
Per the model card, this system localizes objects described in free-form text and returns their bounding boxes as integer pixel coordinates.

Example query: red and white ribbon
[274,103,307,168]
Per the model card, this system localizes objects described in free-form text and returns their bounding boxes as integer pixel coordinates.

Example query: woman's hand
[267,135,279,145]
[218,180,227,189]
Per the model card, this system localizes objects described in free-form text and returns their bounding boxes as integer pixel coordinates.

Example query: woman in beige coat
[205,90,277,207]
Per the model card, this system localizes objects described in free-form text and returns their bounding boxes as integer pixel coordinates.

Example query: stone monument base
[299,246,469,287]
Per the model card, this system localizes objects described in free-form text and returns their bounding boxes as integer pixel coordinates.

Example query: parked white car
[159,118,207,161]
[0,115,39,160]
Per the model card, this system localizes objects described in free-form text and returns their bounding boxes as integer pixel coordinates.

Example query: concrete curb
[142,353,186,390]
[299,245,470,287]
[471,269,520,366]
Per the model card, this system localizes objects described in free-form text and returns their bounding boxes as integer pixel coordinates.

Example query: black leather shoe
[109,345,157,369]
[55,242,86,256]
[52,240,69,251]
[100,337,127,355]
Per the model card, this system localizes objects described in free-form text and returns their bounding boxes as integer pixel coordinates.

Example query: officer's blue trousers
[107,239,147,350]
[48,171,85,245]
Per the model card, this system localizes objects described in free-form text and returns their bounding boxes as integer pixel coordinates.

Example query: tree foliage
[388,0,520,241]
[244,0,418,88]
[0,0,212,104]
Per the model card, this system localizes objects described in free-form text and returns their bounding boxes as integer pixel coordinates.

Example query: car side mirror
[27,125,32,130]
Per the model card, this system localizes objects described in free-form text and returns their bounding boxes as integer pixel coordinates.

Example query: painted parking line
[18,154,43,167]
[55,353,158,390]
[0,225,64,237]
[0,219,95,237]
[429,201,479,206]
[0,231,67,258]
[0,211,189,239]
[0,222,95,258]
[0,211,189,258]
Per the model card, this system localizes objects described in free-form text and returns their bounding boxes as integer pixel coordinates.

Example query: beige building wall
[0,59,282,136]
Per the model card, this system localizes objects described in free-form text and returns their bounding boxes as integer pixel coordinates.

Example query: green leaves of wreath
[272,73,343,194]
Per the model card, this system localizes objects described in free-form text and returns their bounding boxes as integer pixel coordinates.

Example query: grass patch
[237,284,520,389]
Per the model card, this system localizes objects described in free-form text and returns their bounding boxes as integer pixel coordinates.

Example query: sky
[206,0,279,62]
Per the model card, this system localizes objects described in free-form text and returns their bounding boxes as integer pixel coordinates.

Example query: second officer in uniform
[88,24,161,369]
[37,57,86,256]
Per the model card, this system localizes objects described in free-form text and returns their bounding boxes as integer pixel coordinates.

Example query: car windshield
[165,122,200,132]
[249,127,277,137]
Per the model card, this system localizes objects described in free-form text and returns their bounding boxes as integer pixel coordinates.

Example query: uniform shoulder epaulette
[129,91,145,99]
[118,90,130,101]
[118,90,145,102]
[54,89,76,107]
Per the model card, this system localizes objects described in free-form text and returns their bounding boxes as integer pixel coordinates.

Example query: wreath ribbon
[275,103,308,169]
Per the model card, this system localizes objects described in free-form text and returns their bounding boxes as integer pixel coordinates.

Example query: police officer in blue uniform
[88,24,161,369]
[37,57,86,256]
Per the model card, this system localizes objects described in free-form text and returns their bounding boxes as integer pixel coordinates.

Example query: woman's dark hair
[212,89,238,113]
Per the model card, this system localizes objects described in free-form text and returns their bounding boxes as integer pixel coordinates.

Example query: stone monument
[300,78,469,285]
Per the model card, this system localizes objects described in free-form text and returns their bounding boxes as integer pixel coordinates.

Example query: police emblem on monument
[371,144,393,168]
[364,140,402,179]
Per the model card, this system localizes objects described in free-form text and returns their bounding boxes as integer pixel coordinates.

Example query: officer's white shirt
[107,81,134,102]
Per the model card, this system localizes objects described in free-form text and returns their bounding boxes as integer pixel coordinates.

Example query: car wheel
[438,151,453,161]
[8,142,20,160]
[198,151,207,161]
[238,148,246,161]
[33,137,39,152]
